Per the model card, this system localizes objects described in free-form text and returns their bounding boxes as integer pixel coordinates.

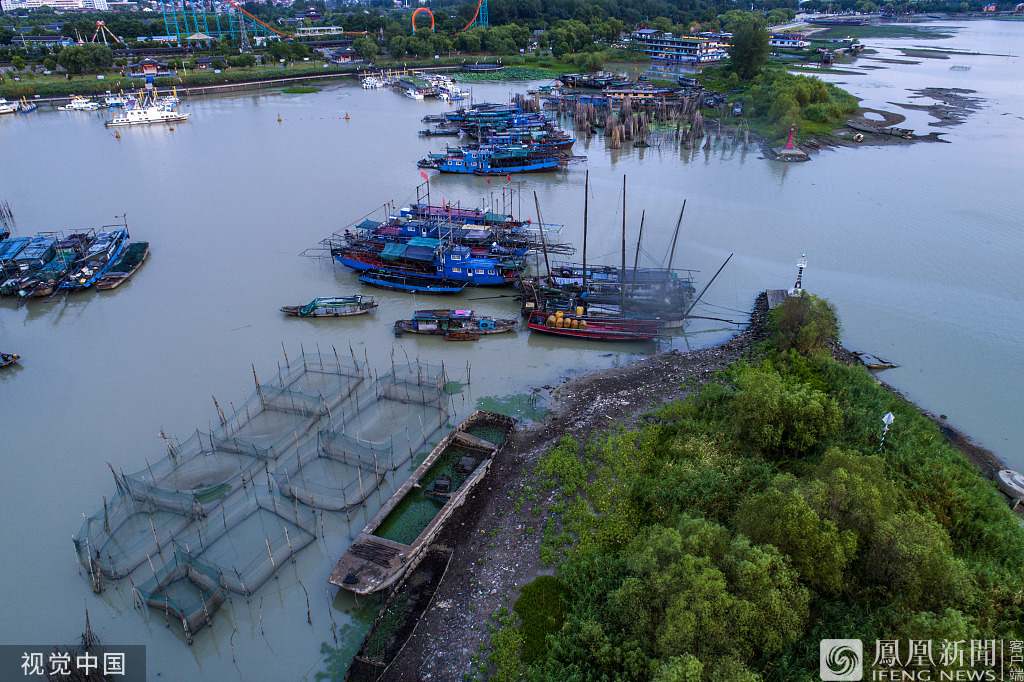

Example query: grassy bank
[483,294,1024,681]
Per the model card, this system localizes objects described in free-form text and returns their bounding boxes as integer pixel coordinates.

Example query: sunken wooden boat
[95,241,149,290]
[281,295,378,318]
[358,268,468,295]
[1,352,20,368]
[527,310,661,341]
[329,410,516,595]
[393,309,518,337]
[846,119,913,139]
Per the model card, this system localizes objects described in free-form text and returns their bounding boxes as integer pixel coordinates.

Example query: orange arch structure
[458,0,484,33]
[411,8,435,33]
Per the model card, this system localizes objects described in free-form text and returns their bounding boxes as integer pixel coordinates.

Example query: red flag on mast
[420,169,429,183]
[506,174,511,182]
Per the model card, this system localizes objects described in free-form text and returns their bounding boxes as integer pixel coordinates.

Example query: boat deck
[328,410,515,594]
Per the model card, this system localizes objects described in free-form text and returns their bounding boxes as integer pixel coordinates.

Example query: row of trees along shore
[4,6,856,143]
[489,294,1024,680]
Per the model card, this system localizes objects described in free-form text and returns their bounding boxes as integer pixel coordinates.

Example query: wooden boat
[393,309,518,337]
[329,410,516,595]
[1,352,19,368]
[358,269,468,295]
[527,310,660,341]
[281,295,377,317]
[95,242,149,290]
[846,119,914,139]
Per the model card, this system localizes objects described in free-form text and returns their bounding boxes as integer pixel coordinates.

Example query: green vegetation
[811,24,957,41]
[496,293,1024,680]
[740,70,859,143]
[282,86,320,94]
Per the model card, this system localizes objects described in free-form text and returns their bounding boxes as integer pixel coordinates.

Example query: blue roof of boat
[0,237,30,261]
[407,237,440,248]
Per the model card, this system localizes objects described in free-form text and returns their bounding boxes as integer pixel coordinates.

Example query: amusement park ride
[153,0,488,47]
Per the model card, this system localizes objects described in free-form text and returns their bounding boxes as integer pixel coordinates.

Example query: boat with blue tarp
[60,228,128,292]
[280,295,377,317]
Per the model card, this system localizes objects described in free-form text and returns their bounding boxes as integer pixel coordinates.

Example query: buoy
[115,131,120,139]
[345,112,350,120]
[853,133,864,142]
[277,114,282,122]
[169,126,174,131]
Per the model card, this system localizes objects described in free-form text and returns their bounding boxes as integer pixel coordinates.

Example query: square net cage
[135,550,226,643]
[74,494,192,580]
[203,351,365,461]
[172,492,319,597]
[121,431,259,519]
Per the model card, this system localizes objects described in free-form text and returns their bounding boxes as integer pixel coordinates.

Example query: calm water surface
[0,19,1021,680]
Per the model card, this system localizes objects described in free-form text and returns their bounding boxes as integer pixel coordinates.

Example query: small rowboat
[1,352,20,368]
[281,295,377,318]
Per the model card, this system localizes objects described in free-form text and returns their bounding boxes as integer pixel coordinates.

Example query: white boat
[404,89,424,100]
[0,98,16,115]
[59,96,103,111]
[104,92,133,106]
[361,76,384,89]
[106,99,190,127]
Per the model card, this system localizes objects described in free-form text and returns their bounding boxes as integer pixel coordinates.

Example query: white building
[1,0,108,10]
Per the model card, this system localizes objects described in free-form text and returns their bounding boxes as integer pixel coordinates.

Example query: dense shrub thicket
[508,294,1023,680]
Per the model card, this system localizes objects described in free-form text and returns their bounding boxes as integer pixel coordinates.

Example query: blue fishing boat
[61,228,128,292]
[280,295,377,317]
[431,146,562,175]
[332,241,522,286]
[358,268,468,295]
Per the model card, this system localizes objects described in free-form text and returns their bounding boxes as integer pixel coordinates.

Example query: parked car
[732,102,743,116]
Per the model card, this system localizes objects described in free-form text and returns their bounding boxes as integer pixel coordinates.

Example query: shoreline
[377,292,1011,680]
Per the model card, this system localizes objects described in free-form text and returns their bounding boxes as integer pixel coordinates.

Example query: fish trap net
[173,493,318,597]
[74,495,191,580]
[136,550,225,642]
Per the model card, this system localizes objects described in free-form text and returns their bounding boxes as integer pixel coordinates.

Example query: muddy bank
[826,87,982,149]
[380,292,1008,680]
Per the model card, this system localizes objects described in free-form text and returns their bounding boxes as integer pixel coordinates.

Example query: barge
[328,410,515,595]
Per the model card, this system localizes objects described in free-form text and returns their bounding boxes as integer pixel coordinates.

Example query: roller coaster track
[218,0,367,39]
[458,0,486,33]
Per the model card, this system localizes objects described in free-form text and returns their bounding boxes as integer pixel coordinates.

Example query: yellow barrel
[546,315,556,327]
[555,310,563,318]
[576,306,584,316]
[555,317,563,328]
[571,318,579,329]
[579,320,587,330]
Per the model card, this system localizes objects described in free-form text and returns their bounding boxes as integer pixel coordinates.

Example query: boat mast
[631,210,645,289]
[666,200,685,291]
[533,192,552,285]
[620,175,626,313]
[582,170,588,293]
